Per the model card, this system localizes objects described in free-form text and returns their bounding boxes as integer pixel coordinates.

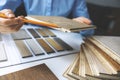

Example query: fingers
[0,17,24,34]
[0,9,15,18]
[73,17,92,25]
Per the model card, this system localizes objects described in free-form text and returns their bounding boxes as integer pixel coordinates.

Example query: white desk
[0,53,77,80]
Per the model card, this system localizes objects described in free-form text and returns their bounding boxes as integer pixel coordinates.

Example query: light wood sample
[11,29,31,40]
[25,39,44,56]
[53,38,73,50]
[45,38,64,51]
[42,29,56,37]
[36,39,55,53]
[36,29,49,37]
[15,40,33,58]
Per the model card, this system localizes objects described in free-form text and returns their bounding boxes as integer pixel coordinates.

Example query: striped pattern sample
[42,29,56,37]
[11,29,31,40]
[36,39,55,54]
[53,38,73,50]
[45,38,64,51]
[28,29,40,38]
[36,29,48,37]
[25,39,44,56]
[0,44,7,62]
[15,40,33,58]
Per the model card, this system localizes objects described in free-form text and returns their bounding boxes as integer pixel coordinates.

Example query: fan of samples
[64,36,120,80]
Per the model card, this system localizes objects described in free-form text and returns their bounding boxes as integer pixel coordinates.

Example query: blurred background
[14,0,120,36]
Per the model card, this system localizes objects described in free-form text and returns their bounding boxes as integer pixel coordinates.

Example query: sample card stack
[0,25,82,68]
[64,36,120,80]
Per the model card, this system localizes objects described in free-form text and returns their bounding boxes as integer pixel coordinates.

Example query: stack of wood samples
[64,36,120,80]
[0,63,58,80]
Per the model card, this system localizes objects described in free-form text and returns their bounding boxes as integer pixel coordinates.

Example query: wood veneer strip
[85,39,120,72]
[0,44,7,62]
[25,39,44,56]
[85,39,117,74]
[45,38,64,51]
[42,29,56,37]
[27,29,40,38]
[15,40,33,58]
[11,29,31,40]
[88,37,120,64]
[53,38,73,50]
[36,29,48,37]
[36,39,55,54]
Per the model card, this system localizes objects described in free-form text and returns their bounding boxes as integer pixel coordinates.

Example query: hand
[72,17,92,25]
[0,9,24,34]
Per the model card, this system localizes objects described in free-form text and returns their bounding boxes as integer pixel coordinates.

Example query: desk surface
[0,53,77,80]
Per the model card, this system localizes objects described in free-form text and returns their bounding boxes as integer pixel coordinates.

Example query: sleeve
[0,0,22,12]
[72,0,89,18]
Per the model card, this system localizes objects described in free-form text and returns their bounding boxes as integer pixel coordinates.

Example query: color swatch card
[0,25,83,68]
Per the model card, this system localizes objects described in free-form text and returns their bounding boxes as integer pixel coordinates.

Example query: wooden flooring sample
[11,29,31,40]
[25,39,44,56]
[53,38,73,50]
[45,38,64,51]
[36,29,49,37]
[0,63,58,80]
[43,29,56,37]
[0,44,7,62]
[15,40,33,58]
[28,29,40,38]
[36,39,55,54]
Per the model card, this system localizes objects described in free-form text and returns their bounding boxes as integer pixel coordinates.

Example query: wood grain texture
[53,38,73,50]
[42,29,56,37]
[45,38,64,51]
[0,63,58,80]
[36,39,55,54]
[11,29,31,40]
[15,40,33,58]
[25,39,44,56]
[36,29,49,37]
[27,29,40,38]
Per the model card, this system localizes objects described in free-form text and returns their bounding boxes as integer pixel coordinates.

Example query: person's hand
[0,9,24,34]
[72,16,92,25]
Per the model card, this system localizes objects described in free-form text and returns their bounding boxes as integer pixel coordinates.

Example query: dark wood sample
[53,38,73,50]
[15,40,33,58]
[0,63,59,80]
[0,44,7,62]
[36,29,49,37]
[11,29,31,40]
[27,29,40,38]
[36,39,55,54]
[25,39,44,56]
[45,38,64,51]
[42,29,56,37]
